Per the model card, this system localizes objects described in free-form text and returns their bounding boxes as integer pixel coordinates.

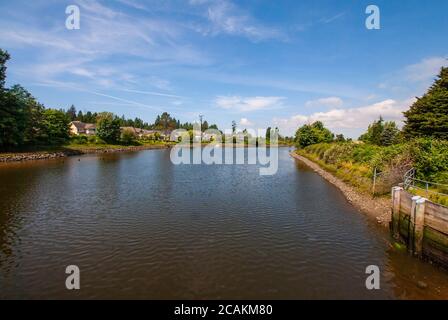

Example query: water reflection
[0,148,446,299]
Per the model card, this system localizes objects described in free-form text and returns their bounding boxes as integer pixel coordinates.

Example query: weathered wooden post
[392,186,403,239]
[414,198,426,256]
[409,196,421,254]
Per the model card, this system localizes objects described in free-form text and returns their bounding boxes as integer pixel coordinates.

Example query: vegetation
[96,112,121,144]
[294,67,448,201]
[0,49,70,150]
[403,67,448,139]
[295,121,334,148]
[359,116,401,146]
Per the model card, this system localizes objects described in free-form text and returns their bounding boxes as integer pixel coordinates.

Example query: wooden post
[392,186,403,239]
[414,198,426,256]
[372,167,377,197]
[409,196,421,254]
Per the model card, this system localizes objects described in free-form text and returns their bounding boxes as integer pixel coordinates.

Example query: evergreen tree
[403,66,448,139]
[67,105,77,121]
[380,121,400,146]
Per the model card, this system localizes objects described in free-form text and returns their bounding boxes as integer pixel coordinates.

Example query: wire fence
[403,168,448,198]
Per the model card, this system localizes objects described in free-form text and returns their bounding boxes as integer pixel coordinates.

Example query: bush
[120,129,137,145]
[70,135,88,145]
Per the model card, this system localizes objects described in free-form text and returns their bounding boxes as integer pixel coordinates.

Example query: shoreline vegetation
[290,152,391,227]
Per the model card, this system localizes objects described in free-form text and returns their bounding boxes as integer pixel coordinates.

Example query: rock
[417,281,428,289]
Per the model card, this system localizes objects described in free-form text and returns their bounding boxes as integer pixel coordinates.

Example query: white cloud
[404,57,447,82]
[239,118,253,126]
[215,96,284,112]
[305,97,343,109]
[273,99,414,137]
[192,0,284,41]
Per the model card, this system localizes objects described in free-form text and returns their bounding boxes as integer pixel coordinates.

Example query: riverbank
[290,151,391,227]
[0,143,171,163]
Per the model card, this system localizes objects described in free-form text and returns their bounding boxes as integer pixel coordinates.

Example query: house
[70,121,97,136]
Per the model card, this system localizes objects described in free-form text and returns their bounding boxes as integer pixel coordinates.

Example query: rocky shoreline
[0,144,170,163]
[290,151,391,227]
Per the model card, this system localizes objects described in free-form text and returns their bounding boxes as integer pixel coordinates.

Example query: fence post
[414,198,426,257]
[372,167,377,197]
[392,186,403,239]
[409,196,421,254]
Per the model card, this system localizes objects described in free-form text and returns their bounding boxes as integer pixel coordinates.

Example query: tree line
[295,66,448,148]
[0,49,220,150]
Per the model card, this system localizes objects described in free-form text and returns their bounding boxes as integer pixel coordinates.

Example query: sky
[0,0,447,138]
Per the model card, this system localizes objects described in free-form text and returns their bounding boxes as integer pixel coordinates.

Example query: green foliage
[40,109,70,145]
[0,49,9,90]
[359,117,400,146]
[295,121,334,148]
[335,134,346,142]
[403,67,448,139]
[0,85,32,147]
[408,138,448,183]
[96,113,121,144]
[70,135,88,145]
[120,128,137,145]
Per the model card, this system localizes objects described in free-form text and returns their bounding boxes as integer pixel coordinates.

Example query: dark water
[0,148,447,299]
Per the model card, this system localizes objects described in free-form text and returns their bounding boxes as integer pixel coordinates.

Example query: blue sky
[0,0,447,137]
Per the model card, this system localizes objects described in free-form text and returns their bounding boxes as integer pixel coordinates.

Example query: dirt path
[290,152,391,227]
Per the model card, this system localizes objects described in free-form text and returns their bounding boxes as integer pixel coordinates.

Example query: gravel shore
[0,144,170,163]
[290,151,391,227]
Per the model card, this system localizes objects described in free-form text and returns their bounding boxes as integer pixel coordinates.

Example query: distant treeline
[66,105,219,132]
[0,49,219,150]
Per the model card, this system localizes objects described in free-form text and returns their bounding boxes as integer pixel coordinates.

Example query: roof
[70,121,86,130]
[70,121,96,130]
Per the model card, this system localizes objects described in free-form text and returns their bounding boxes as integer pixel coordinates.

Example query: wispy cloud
[215,96,284,112]
[305,97,343,109]
[191,0,285,41]
[404,56,447,82]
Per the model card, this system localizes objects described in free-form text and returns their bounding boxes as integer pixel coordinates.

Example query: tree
[202,120,209,131]
[0,86,29,148]
[120,128,137,145]
[266,127,272,142]
[335,134,346,142]
[67,105,77,121]
[359,117,400,146]
[403,67,448,139]
[77,110,84,121]
[295,121,334,148]
[359,116,384,145]
[232,120,237,134]
[40,109,70,145]
[0,49,10,90]
[380,121,400,146]
[96,112,121,143]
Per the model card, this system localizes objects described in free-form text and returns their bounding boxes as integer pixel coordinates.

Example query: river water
[0,148,447,299]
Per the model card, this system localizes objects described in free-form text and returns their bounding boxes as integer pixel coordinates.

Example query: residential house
[70,121,97,136]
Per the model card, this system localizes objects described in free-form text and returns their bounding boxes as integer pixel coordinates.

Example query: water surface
[0,148,447,299]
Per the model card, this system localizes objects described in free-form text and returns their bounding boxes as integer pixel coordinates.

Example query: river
[0,147,447,299]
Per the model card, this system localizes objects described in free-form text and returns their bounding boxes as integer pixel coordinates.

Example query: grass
[296,149,374,194]
[408,187,448,207]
